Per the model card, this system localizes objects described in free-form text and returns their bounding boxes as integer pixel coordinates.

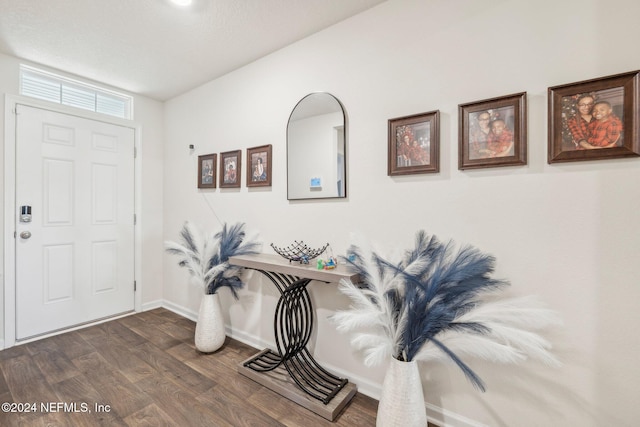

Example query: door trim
[3,95,143,348]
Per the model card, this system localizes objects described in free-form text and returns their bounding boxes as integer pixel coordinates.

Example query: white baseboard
[151,299,189,317]
[224,324,275,352]
[426,402,489,427]
[141,299,164,312]
[0,298,485,427]
[152,300,485,427]
[222,325,384,399]
[155,301,389,402]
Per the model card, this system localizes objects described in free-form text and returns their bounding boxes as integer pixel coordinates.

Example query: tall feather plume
[207,222,261,296]
[332,230,561,391]
[429,336,487,392]
[166,221,261,296]
[333,234,407,364]
[165,221,208,285]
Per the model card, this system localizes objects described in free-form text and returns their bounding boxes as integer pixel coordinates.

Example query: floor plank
[122,403,176,427]
[135,373,234,427]
[71,351,152,418]
[50,375,127,427]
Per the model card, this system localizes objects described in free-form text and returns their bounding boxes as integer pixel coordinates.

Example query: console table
[228,253,359,421]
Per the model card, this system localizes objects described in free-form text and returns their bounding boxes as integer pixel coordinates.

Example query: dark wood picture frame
[458,92,527,170]
[197,153,216,189]
[219,150,242,188]
[388,110,440,176]
[548,70,640,164]
[246,144,272,187]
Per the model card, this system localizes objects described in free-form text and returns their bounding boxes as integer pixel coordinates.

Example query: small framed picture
[458,92,527,170]
[246,144,272,187]
[220,150,241,188]
[548,70,640,163]
[197,154,216,189]
[388,110,440,176]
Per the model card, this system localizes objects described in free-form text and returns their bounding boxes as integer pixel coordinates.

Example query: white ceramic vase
[194,293,225,353]
[376,357,427,427]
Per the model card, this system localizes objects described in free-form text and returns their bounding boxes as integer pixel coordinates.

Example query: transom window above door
[19,64,133,120]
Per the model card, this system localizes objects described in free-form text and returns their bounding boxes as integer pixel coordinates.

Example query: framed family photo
[388,110,439,176]
[246,144,272,187]
[548,70,640,163]
[220,150,241,188]
[197,153,216,189]
[458,92,527,170]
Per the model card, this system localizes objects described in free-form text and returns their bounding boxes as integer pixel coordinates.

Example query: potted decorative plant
[166,221,260,353]
[332,231,560,427]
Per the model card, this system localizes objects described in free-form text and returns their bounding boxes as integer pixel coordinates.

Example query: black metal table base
[242,270,348,405]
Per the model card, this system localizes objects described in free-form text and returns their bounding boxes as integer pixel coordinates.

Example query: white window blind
[20,65,133,119]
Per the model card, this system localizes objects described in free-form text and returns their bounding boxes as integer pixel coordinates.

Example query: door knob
[19,231,31,239]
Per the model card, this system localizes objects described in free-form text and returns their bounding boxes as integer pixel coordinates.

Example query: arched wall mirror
[287,92,347,200]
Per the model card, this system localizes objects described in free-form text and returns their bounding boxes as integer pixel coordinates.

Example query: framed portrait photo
[548,70,640,163]
[220,150,242,188]
[388,110,440,176]
[197,153,216,189]
[246,144,272,187]
[458,92,527,170]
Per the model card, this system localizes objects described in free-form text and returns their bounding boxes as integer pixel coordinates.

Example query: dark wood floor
[0,308,381,426]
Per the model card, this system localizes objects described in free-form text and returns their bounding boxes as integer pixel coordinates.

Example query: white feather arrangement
[332,231,561,391]
[165,221,261,297]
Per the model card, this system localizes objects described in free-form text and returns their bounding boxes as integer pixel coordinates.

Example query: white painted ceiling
[0,0,385,101]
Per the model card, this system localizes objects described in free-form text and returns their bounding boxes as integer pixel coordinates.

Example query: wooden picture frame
[197,153,216,189]
[548,70,640,163]
[246,144,272,187]
[388,110,440,176]
[220,150,241,188]
[458,92,527,170]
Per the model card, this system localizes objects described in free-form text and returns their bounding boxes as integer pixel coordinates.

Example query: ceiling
[0,0,385,101]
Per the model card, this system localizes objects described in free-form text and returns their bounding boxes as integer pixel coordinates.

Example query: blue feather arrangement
[332,231,560,391]
[165,222,261,297]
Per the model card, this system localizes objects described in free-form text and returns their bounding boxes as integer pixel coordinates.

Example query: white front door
[15,104,135,340]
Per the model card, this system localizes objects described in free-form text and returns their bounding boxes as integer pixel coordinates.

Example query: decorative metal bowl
[271,241,329,264]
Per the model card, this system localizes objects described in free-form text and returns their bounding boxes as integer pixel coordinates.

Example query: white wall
[0,52,166,342]
[162,0,640,425]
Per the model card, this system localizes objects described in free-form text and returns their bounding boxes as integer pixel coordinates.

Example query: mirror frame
[286,92,347,201]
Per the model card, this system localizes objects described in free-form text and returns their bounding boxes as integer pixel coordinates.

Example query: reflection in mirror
[287,93,346,200]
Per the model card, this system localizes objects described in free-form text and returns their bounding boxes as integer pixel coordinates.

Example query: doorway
[7,101,136,342]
